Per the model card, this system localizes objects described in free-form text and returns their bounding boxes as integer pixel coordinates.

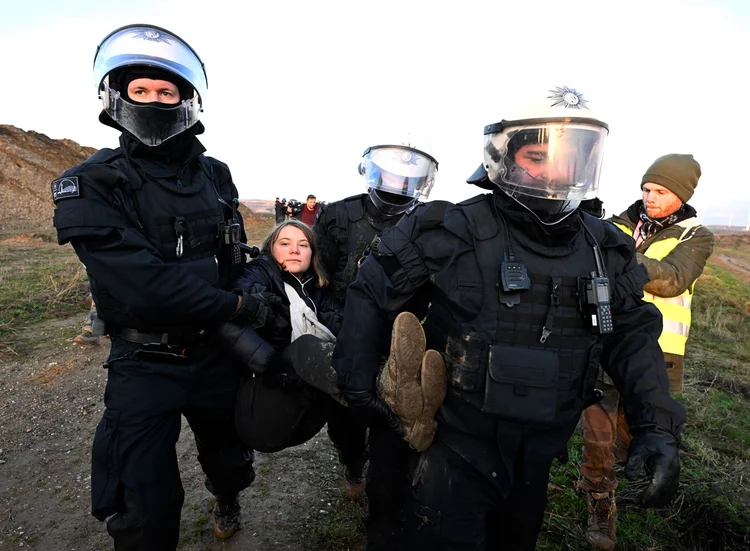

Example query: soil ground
[1,226,748,551]
[0,314,367,551]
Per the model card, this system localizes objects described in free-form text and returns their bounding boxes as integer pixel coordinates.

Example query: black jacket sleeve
[598,224,686,436]
[53,162,238,327]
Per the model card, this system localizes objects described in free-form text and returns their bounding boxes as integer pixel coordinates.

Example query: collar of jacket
[119,126,207,176]
[491,191,585,257]
[613,200,698,231]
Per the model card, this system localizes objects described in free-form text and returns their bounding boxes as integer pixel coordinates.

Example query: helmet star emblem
[548,86,589,110]
[132,29,171,44]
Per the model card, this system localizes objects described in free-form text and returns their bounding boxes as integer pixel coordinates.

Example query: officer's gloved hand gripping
[230,291,280,328]
[342,389,407,437]
[624,425,680,508]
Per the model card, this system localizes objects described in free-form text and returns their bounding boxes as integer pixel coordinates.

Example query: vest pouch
[483,344,559,423]
[445,330,490,392]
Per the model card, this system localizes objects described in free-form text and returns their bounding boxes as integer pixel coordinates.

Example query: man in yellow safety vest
[580,153,715,550]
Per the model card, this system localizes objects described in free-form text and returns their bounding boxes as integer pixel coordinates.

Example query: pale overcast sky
[1,0,748,225]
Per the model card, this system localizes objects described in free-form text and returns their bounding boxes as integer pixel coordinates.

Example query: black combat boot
[213,494,241,539]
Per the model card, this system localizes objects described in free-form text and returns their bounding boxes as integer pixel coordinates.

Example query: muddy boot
[378,312,446,452]
[406,349,446,451]
[343,462,366,501]
[213,494,242,539]
[585,491,617,551]
[73,328,99,345]
[283,334,347,405]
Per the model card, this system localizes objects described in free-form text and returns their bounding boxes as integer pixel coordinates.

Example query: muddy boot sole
[378,312,426,421]
[404,350,446,452]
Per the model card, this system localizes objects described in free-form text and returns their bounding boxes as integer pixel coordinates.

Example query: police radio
[578,272,613,334]
[490,200,531,306]
[578,221,613,334]
[218,221,243,265]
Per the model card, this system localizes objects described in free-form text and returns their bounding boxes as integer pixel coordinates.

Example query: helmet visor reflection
[361,146,437,200]
[486,123,607,202]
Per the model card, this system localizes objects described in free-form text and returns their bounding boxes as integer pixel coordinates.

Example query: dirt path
[0,315,366,550]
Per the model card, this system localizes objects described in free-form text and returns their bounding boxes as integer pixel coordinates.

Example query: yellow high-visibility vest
[615,219,700,356]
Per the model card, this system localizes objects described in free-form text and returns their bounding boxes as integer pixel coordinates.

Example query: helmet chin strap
[368,189,415,217]
[500,188,579,226]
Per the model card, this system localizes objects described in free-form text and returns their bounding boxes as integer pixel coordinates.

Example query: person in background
[51,24,265,550]
[300,194,321,226]
[73,292,106,345]
[275,197,287,224]
[580,153,714,550]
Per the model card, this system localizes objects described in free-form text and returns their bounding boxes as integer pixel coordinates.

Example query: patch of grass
[539,247,750,550]
[0,240,89,340]
[244,218,275,246]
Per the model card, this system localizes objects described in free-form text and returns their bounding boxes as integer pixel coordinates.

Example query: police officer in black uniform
[51,25,265,551]
[332,87,686,550]
[314,140,438,549]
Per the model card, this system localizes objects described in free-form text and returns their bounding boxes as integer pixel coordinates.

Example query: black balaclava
[110,66,193,104]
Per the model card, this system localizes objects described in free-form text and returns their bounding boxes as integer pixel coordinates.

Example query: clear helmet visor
[484,122,607,203]
[361,145,438,201]
[101,80,200,146]
[93,25,207,107]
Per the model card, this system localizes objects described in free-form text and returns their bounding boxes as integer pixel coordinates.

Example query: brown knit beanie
[640,153,701,203]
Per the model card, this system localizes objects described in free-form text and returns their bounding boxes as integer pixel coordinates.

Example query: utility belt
[112,327,206,347]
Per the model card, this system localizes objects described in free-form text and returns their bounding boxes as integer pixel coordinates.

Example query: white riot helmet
[359,139,438,216]
[483,86,608,224]
[93,24,208,146]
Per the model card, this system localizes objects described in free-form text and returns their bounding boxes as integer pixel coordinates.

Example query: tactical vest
[333,196,396,300]
[614,219,699,355]
[423,196,605,428]
[75,149,240,332]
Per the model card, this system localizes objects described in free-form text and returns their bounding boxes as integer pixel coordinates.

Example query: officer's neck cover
[361,144,438,216]
[480,86,608,226]
[94,25,207,147]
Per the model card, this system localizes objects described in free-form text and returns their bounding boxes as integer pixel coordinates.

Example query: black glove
[215,322,275,374]
[230,291,281,329]
[625,426,680,508]
[342,389,406,437]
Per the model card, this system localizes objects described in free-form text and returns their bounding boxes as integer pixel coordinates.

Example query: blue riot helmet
[360,141,438,216]
[93,24,208,146]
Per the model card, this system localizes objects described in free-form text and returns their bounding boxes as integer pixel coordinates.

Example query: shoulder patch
[51,177,80,203]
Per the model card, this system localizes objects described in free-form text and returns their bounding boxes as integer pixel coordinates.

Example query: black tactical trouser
[366,427,415,551]
[91,338,255,551]
[327,401,369,477]
[408,440,552,551]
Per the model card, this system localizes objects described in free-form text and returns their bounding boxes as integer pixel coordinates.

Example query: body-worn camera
[578,272,613,334]
[218,221,243,265]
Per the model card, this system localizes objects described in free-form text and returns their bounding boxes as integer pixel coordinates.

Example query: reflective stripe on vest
[614,221,696,355]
